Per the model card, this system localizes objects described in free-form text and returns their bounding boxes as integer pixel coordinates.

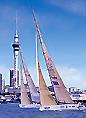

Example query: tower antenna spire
[12,10,19,88]
[16,10,18,35]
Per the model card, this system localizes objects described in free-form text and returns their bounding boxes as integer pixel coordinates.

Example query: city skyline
[0,0,86,89]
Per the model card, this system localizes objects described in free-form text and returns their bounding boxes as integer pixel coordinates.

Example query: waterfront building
[68,87,81,93]
[10,69,14,87]
[2,78,5,91]
[10,69,19,87]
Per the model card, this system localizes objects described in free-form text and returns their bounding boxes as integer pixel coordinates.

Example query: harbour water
[0,104,86,118]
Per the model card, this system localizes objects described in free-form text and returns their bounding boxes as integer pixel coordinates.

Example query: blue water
[0,104,86,118]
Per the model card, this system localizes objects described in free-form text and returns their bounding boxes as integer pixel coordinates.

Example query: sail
[36,36,57,106]
[20,65,32,106]
[33,11,73,103]
[19,46,40,103]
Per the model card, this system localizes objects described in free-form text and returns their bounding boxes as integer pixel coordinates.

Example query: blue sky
[0,0,86,89]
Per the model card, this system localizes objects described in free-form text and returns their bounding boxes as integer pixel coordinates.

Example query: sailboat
[33,11,85,111]
[19,64,40,108]
[36,35,57,110]
[19,46,40,103]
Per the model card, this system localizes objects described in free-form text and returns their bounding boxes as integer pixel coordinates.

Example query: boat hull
[19,104,40,108]
[40,104,86,111]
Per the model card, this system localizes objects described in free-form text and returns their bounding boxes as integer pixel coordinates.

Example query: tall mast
[35,35,39,84]
[33,11,73,103]
[19,46,40,103]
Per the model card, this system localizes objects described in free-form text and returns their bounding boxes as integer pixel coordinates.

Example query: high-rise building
[2,78,5,91]
[0,73,2,92]
[10,69,14,87]
[12,15,19,88]
[10,69,19,87]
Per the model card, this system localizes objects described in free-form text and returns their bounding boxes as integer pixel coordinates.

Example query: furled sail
[33,11,73,103]
[20,65,32,106]
[19,46,40,103]
[36,36,57,106]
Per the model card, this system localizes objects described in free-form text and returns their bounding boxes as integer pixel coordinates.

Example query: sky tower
[12,14,19,88]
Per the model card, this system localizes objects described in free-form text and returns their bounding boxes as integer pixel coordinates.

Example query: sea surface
[0,104,86,118]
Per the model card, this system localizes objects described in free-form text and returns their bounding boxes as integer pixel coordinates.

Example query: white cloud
[58,65,86,89]
[26,65,86,89]
[0,63,86,90]
[46,0,86,16]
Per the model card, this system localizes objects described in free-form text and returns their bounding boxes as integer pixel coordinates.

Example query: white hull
[40,103,86,111]
[19,104,40,108]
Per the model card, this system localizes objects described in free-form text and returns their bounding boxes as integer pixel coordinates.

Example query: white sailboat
[19,65,40,108]
[33,11,86,111]
[36,35,57,110]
